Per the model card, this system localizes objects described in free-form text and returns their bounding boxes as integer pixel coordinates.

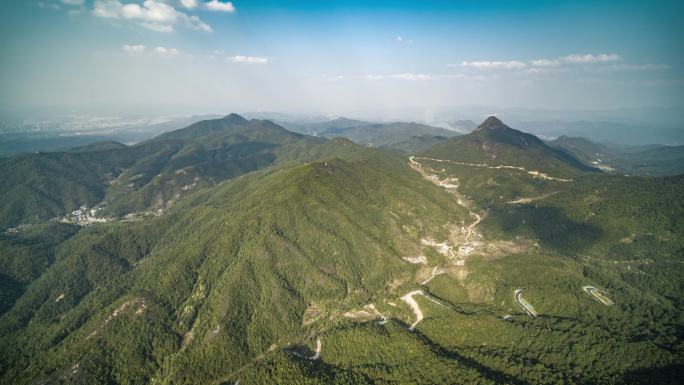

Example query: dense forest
[0,115,682,385]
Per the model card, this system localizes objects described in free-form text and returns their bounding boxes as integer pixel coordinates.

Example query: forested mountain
[419,116,596,178]
[0,116,682,385]
[0,114,330,227]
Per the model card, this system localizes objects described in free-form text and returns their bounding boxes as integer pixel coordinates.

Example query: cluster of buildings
[59,205,110,226]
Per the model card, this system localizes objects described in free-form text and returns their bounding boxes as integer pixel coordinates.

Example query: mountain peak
[222,113,248,124]
[476,116,507,131]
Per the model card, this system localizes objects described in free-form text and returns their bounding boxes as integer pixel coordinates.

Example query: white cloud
[529,59,560,67]
[230,55,268,64]
[122,44,146,53]
[153,46,180,55]
[396,36,413,44]
[122,44,181,56]
[205,0,235,12]
[61,0,85,5]
[391,73,432,80]
[528,53,621,67]
[363,73,494,82]
[93,0,212,32]
[179,0,197,9]
[594,63,669,72]
[460,60,528,69]
[364,73,433,81]
[560,53,621,64]
[460,53,628,72]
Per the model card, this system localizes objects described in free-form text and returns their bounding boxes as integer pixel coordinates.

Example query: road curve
[514,289,538,317]
[583,286,613,305]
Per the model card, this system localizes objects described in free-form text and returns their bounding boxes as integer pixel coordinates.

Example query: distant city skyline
[1,0,682,117]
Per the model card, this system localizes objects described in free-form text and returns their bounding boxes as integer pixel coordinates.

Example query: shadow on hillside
[0,273,23,316]
[221,349,376,385]
[489,205,603,254]
[621,363,683,385]
[402,321,532,385]
[284,343,316,359]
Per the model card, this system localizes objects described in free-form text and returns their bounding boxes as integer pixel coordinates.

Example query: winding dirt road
[310,338,322,360]
[401,290,447,331]
[507,191,560,205]
[420,266,443,285]
[514,289,538,317]
[583,286,614,305]
[411,156,573,182]
[466,211,482,242]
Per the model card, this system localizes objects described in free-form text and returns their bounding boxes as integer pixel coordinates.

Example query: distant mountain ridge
[448,119,478,132]
[380,134,449,153]
[550,135,684,176]
[279,117,461,150]
[0,115,225,158]
[0,114,344,227]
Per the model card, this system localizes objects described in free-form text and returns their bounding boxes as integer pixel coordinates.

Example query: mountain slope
[419,116,595,178]
[0,146,471,385]
[0,115,331,227]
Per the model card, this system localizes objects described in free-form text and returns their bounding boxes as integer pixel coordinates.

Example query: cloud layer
[122,44,180,56]
[179,0,197,9]
[205,0,235,12]
[122,44,146,53]
[93,0,212,32]
[459,53,624,71]
[230,55,269,64]
[460,60,528,69]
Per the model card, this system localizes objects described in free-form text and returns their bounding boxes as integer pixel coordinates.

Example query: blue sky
[0,0,682,116]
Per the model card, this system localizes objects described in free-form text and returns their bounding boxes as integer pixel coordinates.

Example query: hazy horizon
[1,0,683,119]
